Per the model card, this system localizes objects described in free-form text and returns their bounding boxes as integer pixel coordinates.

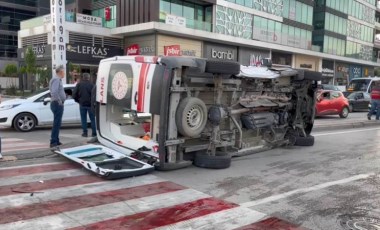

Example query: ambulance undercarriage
[96,56,321,170]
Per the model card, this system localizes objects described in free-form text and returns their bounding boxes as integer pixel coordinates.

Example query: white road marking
[0,174,165,209]
[155,206,267,230]
[0,162,64,171]
[314,127,380,136]
[241,173,375,208]
[0,169,87,187]
[1,189,210,230]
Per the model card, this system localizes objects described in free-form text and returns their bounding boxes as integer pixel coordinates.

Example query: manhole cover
[340,216,380,230]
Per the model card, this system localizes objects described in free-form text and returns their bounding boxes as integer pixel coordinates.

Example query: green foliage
[19,66,27,74]
[36,67,52,88]
[4,64,18,77]
[375,68,380,77]
[25,46,36,74]
[5,84,17,95]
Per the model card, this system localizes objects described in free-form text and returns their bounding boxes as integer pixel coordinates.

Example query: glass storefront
[159,0,212,32]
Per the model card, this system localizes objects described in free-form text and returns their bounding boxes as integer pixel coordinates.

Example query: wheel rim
[16,115,34,131]
[342,108,349,117]
[186,105,204,129]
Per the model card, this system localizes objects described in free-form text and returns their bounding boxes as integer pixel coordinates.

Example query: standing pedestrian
[367,81,380,120]
[49,66,66,149]
[73,73,96,137]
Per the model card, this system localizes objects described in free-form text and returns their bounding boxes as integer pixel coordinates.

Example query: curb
[313,120,380,132]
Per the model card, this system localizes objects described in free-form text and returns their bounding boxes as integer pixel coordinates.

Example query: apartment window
[159,0,213,31]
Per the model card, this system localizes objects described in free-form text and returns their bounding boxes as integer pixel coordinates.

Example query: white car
[0,84,81,132]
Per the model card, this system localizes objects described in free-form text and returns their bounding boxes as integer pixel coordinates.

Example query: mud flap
[54,144,154,179]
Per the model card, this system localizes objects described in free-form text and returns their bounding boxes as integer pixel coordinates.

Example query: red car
[315,90,349,118]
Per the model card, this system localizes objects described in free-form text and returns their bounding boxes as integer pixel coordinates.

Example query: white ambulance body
[96,56,321,170]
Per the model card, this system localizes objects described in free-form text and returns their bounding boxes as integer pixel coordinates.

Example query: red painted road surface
[0,161,306,229]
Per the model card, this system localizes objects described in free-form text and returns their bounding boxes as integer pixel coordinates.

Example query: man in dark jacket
[73,73,96,137]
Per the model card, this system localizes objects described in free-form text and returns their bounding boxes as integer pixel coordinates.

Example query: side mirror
[43,97,51,106]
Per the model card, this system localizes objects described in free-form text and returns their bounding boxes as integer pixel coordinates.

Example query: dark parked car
[347,91,370,112]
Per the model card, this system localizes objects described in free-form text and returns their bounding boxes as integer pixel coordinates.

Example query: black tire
[193,152,231,169]
[176,97,207,137]
[349,104,353,112]
[205,59,240,75]
[294,135,314,146]
[339,106,349,118]
[13,112,37,132]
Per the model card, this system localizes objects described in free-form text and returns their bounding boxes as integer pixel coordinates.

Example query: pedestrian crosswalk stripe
[1,138,48,153]
[0,161,305,230]
[0,169,87,187]
[0,174,165,209]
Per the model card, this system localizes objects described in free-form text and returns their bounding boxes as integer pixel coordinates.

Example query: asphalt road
[156,126,380,229]
[2,115,380,229]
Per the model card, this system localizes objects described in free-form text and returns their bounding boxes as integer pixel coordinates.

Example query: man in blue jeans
[73,73,96,137]
[49,66,66,149]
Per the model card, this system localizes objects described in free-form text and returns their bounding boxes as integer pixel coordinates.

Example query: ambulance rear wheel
[176,97,207,137]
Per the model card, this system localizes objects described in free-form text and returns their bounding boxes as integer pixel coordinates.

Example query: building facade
[18,0,380,89]
[0,0,49,71]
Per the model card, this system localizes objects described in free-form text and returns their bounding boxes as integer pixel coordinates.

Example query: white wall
[0,77,19,89]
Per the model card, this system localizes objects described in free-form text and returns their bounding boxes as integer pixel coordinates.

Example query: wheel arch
[12,111,39,127]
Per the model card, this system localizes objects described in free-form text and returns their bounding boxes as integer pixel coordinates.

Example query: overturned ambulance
[95,56,322,171]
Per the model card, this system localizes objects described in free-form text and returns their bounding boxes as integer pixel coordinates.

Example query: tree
[36,67,51,88]
[375,68,380,77]
[4,64,18,77]
[25,46,36,91]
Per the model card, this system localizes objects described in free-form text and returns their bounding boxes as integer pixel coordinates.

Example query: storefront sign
[76,13,102,27]
[126,44,140,55]
[67,43,122,61]
[164,45,181,56]
[165,14,186,27]
[32,45,47,58]
[50,0,67,83]
[321,60,334,78]
[349,65,362,80]
[238,47,269,66]
[300,64,313,69]
[18,45,52,60]
[125,44,155,56]
[211,49,234,60]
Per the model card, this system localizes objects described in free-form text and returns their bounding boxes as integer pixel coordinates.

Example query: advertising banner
[50,0,67,83]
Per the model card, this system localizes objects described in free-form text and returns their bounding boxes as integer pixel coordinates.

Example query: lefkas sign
[50,0,67,83]
[211,48,234,60]
[67,44,109,57]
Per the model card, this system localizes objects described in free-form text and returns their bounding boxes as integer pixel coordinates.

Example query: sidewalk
[313,112,380,132]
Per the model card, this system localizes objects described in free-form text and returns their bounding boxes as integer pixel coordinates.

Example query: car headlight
[0,104,20,111]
